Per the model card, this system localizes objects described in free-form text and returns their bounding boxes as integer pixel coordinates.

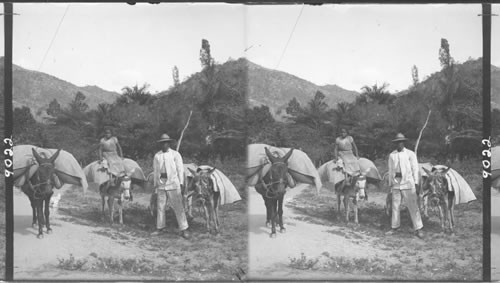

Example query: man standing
[386,133,424,239]
[152,133,190,239]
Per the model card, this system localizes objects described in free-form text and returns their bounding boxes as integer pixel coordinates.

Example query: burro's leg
[343,196,349,223]
[35,199,44,238]
[214,192,221,233]
[353,198,359,224]
[270,199,277,238]
[45,193,53,233]
[278,194,286,233]
[108,197,114,225]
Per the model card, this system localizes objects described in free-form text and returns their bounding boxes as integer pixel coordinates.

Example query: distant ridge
[0,57,119,121]
[245,59,359,119]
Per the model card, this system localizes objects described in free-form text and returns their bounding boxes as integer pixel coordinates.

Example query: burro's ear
[32,148,43,164]
[208,167,217,175]
[265,147,278,164]
[422,167,432,177]
[49,149,62,164]
[442,166,451,175]
[188,168,197,176]
[282,148,294,163]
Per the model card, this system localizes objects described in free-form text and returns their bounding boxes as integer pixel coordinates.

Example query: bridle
[423,174,447,204]
[26,162,56,200]
[259,161,288,199]
[189,173,214,205]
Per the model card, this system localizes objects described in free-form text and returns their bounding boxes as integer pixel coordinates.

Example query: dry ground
[13,158,247,281]
[248,158,483,281]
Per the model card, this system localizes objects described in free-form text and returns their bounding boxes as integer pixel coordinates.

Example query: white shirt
[153,149,184,191]
[388,147,419,190]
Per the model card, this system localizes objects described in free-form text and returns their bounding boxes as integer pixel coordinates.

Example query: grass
[57,254,88,271]
[324,255,404,277]
[56,253,171,276]
[288,157,483,281]
[90,256,164,275]
[288,253,319,270]
[55,157,248,280]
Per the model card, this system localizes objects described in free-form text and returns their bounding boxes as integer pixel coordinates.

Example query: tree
[14,106,36,131]
[439,38,453,70]
[69,91,89,113]
[285,97,302,116]
[411,65,419,87]
[308,91,329,113]
[118,83,152,105]
[91,103,113,137]
[246,105,275,134]
[359,83,394,105]
[332,101,354,129]
[437,38,461,129]
[47,92,91,128]
[172,66,180,87]
[200,39,214,69]
[198,39,223,129]
[286,91,331,131]
[47,98,61,117]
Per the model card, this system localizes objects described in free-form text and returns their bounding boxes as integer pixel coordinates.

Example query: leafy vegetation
[57,254,88,271]
[289,253,319,270]
[249,39,482,164]
[13,39,247,166]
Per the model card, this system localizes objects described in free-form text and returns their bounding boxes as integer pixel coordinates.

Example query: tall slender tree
[172,66,180,87]
[411,65,419,87]
[439,38,453,70]
[200,39,214,69]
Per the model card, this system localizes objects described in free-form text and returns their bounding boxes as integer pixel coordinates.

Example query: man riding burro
[98,129,126,185]
[333,128,361,185]
[151,133,190,239]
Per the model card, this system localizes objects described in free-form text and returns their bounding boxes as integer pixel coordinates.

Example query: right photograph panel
[246,4,484,281]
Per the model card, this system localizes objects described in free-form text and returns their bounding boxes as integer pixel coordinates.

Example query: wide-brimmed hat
[392,133,409,143]
[157,133,175,143]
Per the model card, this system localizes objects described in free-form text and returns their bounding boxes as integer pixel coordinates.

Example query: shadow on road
[14,215,38,237]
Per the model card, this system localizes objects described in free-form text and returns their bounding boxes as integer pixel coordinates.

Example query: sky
[0,3,496,94]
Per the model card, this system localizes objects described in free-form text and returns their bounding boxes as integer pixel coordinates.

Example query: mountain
[0,57,120,121]
[245,60,358,119]
[155,58,248,132]
[391,58,484,140]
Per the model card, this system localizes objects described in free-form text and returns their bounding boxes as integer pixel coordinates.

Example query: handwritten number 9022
[482,138,491,178]
[4,137,13,177]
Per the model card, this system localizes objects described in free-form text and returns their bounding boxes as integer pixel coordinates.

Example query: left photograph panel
[9,3,247,280]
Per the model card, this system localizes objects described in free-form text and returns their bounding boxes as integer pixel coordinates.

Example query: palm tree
[119,83,152,105]
[360,82,394,105]
[302,91,330,130]
[92,103,113,136]
[332,101,353,128]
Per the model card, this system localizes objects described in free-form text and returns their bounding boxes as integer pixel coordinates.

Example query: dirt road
[13,186,160,280]
[248,183,397,280]
[248,183,482,281]
[14,184,247,280]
